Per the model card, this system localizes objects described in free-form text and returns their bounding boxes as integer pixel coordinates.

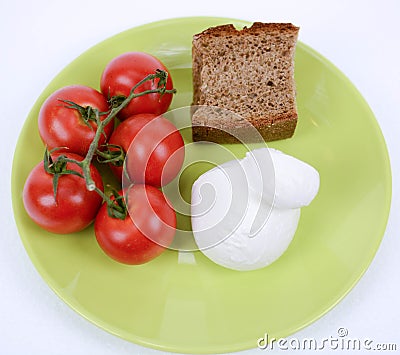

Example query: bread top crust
[191,22,299,142]
[193,22,299,40]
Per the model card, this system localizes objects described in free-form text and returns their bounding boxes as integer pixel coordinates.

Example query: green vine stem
[45,69,176,218]
[96,144,125,166]
[83,69,175,191]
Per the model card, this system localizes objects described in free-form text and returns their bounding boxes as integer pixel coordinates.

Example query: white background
[1,0,399,354]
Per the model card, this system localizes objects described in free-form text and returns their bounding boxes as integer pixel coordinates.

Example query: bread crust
[193,22,299,39]
[192,118,297,144]
[192,110,298,143]
[191,22,299,143]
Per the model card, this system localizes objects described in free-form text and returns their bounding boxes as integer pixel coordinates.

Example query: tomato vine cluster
[23,52,185,265]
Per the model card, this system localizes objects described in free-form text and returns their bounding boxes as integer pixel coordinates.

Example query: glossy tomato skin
[38,85,113,156]
[100,52,174,120]
[107,113,156,182]
[23,153,104,234]
[108,113,184,187]
[94,185,176,265]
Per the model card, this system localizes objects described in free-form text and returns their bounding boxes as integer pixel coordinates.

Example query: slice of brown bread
[191,22,299,143]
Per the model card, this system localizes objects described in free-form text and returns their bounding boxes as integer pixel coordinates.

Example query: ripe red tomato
[38,85,113,156]
[107,113,184,187]
[94,185,176,265]
[23,152,104,234]
[100,52,174,120]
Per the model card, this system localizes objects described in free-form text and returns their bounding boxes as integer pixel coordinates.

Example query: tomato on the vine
[100,52,174,120]
[23,152,104,234]
[94,185,176,265]
[38,85,113,156]
[105,113,184,187]
[24,51,181,267]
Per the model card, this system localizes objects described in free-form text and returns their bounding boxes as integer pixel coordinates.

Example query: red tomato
[107,113,184,187]
[23,152,104,234]
[100,52,174,120]
[38,85,113,156]
[94,185,176,265]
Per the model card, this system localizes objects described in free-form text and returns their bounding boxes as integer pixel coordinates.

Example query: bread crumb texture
[192,22,300,143]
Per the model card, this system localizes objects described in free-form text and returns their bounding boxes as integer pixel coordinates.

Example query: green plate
[11,17,392,354]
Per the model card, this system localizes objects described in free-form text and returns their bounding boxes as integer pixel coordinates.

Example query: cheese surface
[191,148,319,271]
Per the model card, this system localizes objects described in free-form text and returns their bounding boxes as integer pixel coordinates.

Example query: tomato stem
[97,187,127,218]
[59,99,108,130]
[96,144,125,166]
[43,149,84,201]
[44,69,175,218]
[81,109,104,191]
[80,70,175,192]
[107,69,176,119]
